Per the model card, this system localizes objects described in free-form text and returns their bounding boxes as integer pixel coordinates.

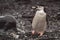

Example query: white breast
[32,6,47,33]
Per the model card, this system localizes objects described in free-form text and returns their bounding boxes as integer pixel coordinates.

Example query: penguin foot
[32,30,35,35]
[38,32,43,36]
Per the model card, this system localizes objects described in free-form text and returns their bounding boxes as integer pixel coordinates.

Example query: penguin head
[37,6,44,11]
[36,6,46,16]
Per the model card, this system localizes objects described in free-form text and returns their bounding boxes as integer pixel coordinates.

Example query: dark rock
[0,15,17,31]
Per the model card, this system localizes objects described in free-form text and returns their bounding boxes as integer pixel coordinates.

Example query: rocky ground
[0,0,60,40]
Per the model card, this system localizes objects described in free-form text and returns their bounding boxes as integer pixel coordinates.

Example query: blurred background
[0,0,60,40]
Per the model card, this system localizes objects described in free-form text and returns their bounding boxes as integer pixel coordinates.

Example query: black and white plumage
[0,15,17,31]
[32,6,47,36]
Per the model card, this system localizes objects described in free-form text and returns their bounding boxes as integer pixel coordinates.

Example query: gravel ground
[0,0,60,40]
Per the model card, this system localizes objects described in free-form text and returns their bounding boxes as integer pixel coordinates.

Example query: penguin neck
[38,9,44,13]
